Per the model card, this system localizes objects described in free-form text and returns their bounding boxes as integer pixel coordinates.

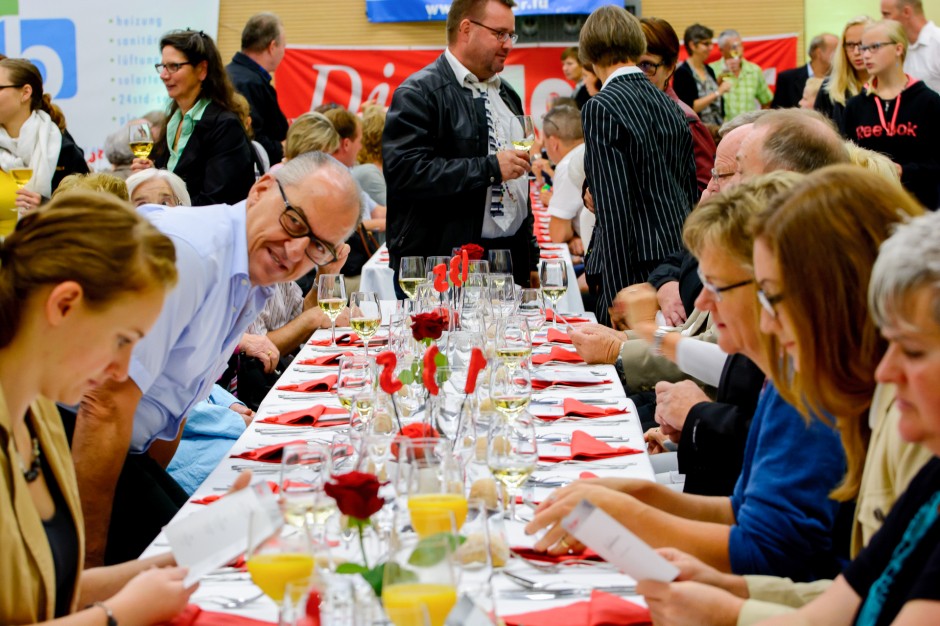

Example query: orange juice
[407,493,468,537]
[246,553,314,602]
[383,583,457,626]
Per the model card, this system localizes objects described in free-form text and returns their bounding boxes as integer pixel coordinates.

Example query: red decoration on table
[449,255,463,287]
[276,374,338,393]
[531,346,585,365]
[503,590,651,626]
[510,546,602,563]
[432,262,448,292]
[460,243,485,260]
[161,604,279,625]
[539,430,643,462]
[258,406,347,426]
[546,328,573,344]
[461,249,469,282]
[297,352,353,366]
[231,440,308,463]
[464,347,487,393]
[530,377,611,390]
[535,398,626,420]
[423,344,440,395]
[390,423,440,458]
[411,311,447,342]
[376,351,403,394]
[324,471,386,521]
[545,310,590,323]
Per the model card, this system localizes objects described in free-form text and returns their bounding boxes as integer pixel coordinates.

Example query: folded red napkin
[258,405,348,426]
[231,440,308,463]
[162,605,277,626]
[309,333,387,347]
[296,352,353,366]
[191,481,280,505]
[540,252,561,259]
[546,310,590,323]
[536,398,626,420]
[276,374,338,393]
[539,430,642,462]
[531,378,611,390]
[511,546,602,563]
[504,590,650,626]
[532,346,584,365]
[547,328,573,343]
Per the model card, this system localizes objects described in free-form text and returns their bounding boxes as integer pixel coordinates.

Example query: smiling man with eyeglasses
[384,0,539,291]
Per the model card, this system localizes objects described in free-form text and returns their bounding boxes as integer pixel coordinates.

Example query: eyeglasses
[859,42,895,53]
[154,62,192,75]
[274,179,339,266]
[697,267,753,302]
[0,84,22,90]
[468,19,518,44]
[757,288,785,318]
[844,41,863,51]
[638,60,665,75]
[710,168,735,181]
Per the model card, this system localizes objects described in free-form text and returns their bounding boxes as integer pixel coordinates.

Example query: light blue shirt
[129,201,274,452]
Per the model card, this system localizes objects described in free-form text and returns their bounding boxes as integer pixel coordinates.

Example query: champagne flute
[349,291,381,355]
[246,510,314,626]
[128,121,154,159]
[487,249,513,279]
[9,167,32,190]
[495,316,531,371]
[487,413,538,521]
[539,259,568,330]
[317,273,346,347]
[488,361,531,419]
[399,256,427,300]
[383,533,458,626]
[510,115,536,152]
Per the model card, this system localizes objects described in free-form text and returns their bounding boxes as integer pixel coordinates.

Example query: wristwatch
[650,326,674,357]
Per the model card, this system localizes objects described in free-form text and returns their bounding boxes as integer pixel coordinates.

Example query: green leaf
[407,533,462,567]
[380,562,419,597]
[398,369,414,385]
[361,563,386,597]
[336,562,369,575]
[434,352,447,367]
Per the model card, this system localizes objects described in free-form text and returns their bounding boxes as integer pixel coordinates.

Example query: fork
[200,591,266,609]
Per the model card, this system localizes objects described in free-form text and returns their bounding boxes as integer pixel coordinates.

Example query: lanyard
[873,91,901,136]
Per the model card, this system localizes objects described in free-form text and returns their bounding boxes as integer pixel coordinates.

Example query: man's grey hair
[870,210,940,330]
[716,29,741,49]
[719,109,771,137]
[125,168,192,206]
[241,12,282,52]
[104,123,136,167]
[274,152,360,236]
[753,109,849,173]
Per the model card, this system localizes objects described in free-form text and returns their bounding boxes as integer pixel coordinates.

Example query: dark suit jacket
[154,101,255,206]
[383,54,537,287]
[51,129,90,194]
[772,64,810,109]
[226,52,289,164]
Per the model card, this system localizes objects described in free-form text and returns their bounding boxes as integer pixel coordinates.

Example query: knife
[498,586,635,599]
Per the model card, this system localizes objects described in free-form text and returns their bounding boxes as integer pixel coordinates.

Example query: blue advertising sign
[366,0,619,23]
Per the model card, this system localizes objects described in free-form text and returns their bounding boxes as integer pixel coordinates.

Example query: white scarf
[0,110,62,198]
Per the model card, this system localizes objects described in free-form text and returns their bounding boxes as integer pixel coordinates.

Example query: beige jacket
[1,384,85,623]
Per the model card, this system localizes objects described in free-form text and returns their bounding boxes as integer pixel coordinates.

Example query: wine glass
[425,256,451,274]
[9,166,31,190]
[349,291,381,355]
[488,274,516,319]
[487,413,538,521]
[383,533,458,626]
[494,315,531,371]
[467,259,490,275]
[487,249,513,279]
[488,360,531,419]
[364,395,397,481]
[128,120,154,159]
[337,355,376,421]
[399,256,427,300]
[246,509,314,626]
[518,288,546,336]
[317,274,347,347]
[510,115,535,152]
[539,259,568,329]
[280,442,331,531]
[401,438,466,538]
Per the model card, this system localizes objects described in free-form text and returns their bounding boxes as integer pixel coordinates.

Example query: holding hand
[657,281,687,327]
[130,157,155,172]
[107,566,195,624]
[239,333,280,373]
[497,149,531,180]
[15,188,42,213]
[654,380,710,436]
[568,323,625,364]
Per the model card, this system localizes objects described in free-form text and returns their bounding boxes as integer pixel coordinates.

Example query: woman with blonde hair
[0,191,194,623]
[283,112,340,160]
[842,19,940,209]
[353,104,387,205]
[815,16,873,130]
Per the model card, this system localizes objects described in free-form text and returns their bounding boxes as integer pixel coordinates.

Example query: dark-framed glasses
[843,41,863,51]
[697,267,753,302]
[154,61,192,74]
[274,178,338,266]
[638,60,665,75]
[757,288,785,318]
[468,19,518,44]
[859,42,895,53]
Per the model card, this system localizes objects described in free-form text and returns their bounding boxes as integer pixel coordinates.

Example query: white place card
[561,499,679,583]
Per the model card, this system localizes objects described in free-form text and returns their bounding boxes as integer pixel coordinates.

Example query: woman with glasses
[841,19,940,209]
[673,23,730,128]
[132,29,254,206]
[640,17,716,195]
[815,16,873,131]
[0,58,89,213]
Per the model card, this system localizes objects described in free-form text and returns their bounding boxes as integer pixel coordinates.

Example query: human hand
[568,325,623,364]
[568,236,584,257]
[539,188,553,207]
[657,281,687,326]
[655,380,709,434]
[726,56,742,74]
[239,333,279,373]
[108,566,195,624]
[525,482,617,554]
[582,187,595,213]
[497,149,531,180]
[319,242,351,275]
[609,282,647,330]
[334,306,351,327]
[227,470,253,495]
[637,579,745,626]
[529,270,540,288]
[14,188,42,213]
[229,402,255,427]
[130,157,155,172]
[644,426,670,454]
[621,283,660,330]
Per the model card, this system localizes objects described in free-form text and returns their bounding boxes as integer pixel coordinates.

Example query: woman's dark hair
[683,23,714,55]
[160,30,242,122]
[641,17,680,69]
[0,58,67,130]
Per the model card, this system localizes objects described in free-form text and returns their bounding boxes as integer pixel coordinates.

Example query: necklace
[16,418,42,483]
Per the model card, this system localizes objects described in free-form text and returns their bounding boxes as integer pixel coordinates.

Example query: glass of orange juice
[246,510,314,626]
[383,533,458,626]
[401,437,467,537]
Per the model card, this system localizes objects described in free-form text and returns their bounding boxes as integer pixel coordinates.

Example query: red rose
[324,471,385,521]
[461,243,485,260]
[391,423,440,458]
[411,311,447,342]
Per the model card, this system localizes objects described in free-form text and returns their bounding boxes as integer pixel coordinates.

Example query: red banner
[277,35,797,122]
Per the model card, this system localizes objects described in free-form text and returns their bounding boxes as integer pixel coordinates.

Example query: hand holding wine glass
[510,115,535,152]
[317,273,346,346]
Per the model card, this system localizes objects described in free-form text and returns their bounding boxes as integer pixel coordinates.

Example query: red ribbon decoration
[464,347,486,394]
[375,351,403,395]
[449,256,463,288]
[461,249,469,283]
[433,263,448,293]
[423,345,440,395]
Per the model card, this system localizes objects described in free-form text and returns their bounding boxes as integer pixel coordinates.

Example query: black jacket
[51,129,90,193]
[672,62,723,119]
[771,64,810,109]
[154,101,255,206]
[646,249,702,317]
[226,52,289,164]
[383,54,537,286]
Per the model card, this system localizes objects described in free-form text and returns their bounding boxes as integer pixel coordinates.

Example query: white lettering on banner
[364,62,395,106]
[515,0,551,10]
[425,4,451,18]
[311,63,363,113]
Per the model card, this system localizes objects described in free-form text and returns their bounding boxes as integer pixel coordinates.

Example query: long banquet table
[142,310,652,623]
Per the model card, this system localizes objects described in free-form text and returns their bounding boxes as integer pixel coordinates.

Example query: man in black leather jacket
[383,0,539,289]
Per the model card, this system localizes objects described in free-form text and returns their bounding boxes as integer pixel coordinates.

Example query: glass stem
[331,320,337,347]
[508,487,517,521]
[552,302,558,330]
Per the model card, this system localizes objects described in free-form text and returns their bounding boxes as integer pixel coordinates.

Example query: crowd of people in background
[1,0,940,623]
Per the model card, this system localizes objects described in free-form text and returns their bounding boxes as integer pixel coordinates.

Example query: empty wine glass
[349,291,381,355]
[487,249,513,279]
[518,288,546,335]
[488,274,516,319]
[128,120,154,159]
[317,274,346,346]
[510,115,535,152]
[487,413,538,521]
[467,259,490,275]
[539,259,568,329]
[280,442,331,530]
[399,256,427,300]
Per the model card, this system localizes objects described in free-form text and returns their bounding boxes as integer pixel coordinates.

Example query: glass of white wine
[487,413,538,521]
[337,355,376,420]
[280,442,331,530]
[317,273,346,347]
[539,259,568,330]
[10,167,32,190]
[128,121,154,159]
[510,115,535,152]
[489,360,531,419]
[495,315,531,371]
[349,291,381,355]
[399,256,426,300]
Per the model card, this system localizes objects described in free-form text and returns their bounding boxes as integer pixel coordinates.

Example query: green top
[709,58,773,122]
[165,97,211,172]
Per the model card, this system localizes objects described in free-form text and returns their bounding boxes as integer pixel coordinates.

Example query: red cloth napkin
[547,328,573,343]
[540,252,561,259]
[296,352,353,366]
[231,440,307,463]
[539,430,643,462]
[258,406,347,426]
[276,374,338,393]
[532,346,584,365]
[535,398,627,421]
[309,333,388,347]
[503,590,651,626]
[531,378,611,390]
[191,481,280,505]
[511,546,602,563]
[162,605,276,626]
[546,310,590,323]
